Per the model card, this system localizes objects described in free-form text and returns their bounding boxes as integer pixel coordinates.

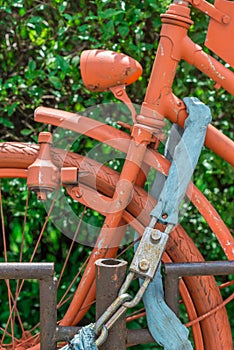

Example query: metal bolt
[222,15,230,24]
[37,191,47,201]
[138,259,150,272]
[116,90,123,97]
[75,189,82,198]
[151,230,161,243]
[71,187,82,198]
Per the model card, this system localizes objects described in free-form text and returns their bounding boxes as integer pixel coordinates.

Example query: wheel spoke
[14,193,30,338]
[0,185,8,262]
[57,207,86,288]
[57,254,90,309]
[5,280,14,346]
[116,236,140,259]
[185,292,234,328]
[29,189,58,263]
[0,185,15,346]
[1,281,26,346]
[19,192,30,263]
[0,186,57,348]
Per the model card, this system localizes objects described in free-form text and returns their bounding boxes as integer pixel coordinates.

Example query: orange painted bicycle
[0,0,233,349]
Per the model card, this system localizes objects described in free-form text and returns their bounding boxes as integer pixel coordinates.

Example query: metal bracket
[188,0,230,24]
[109,85,137,123]
[130,224,173,280]
[61,167,79,185]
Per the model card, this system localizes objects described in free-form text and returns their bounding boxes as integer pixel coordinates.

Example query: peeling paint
[160,43,165,56]
[207,56,225,80]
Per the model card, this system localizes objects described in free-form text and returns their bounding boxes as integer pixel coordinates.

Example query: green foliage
[0,0,233,347]
[0,0,172,140]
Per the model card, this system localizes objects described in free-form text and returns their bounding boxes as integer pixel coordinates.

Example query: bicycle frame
[33,0,234,328]
[1,2,234,349]
[35,2,234,166]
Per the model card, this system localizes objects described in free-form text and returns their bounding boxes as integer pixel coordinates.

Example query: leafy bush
[0,0,233,348]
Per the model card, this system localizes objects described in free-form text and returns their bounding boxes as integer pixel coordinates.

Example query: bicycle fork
[97,124,154,246]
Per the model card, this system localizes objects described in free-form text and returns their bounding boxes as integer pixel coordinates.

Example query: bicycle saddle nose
[80,49,142,92]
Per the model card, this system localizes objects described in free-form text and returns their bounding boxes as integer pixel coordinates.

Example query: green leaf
[28,59,36,71]
[49,76,62,89]
[63,13,73,21]
[59,1,67,13]
[20,128,34,136]
[56,55,70,73]
[19,7,26,16]
[0,117,14,128]
[100,9,124,19]
[6,102,18,116]
[118,25,129,38]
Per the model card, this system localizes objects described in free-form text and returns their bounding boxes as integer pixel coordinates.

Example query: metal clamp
[130,219,174,280]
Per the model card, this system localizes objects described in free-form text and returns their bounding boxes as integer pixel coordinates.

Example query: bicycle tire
[0,141,232,350]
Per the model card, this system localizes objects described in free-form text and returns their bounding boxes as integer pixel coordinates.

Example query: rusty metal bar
[95,258,127,350]
[40,276,57,350]
[165,273,180,316]
[0,263,57,350]
[126,329,154,347]
[0,262,54,279]
[55,326,155,347]
[164,261,234,315]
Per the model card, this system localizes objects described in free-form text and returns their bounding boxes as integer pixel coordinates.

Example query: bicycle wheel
[0,141,233,350]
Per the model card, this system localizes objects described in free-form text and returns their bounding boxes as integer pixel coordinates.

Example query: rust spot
[87,84,100,91]
[125,66,132,76]
[113,273,118,281]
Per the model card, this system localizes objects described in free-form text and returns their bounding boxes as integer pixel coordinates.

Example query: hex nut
[222,15,230,24]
